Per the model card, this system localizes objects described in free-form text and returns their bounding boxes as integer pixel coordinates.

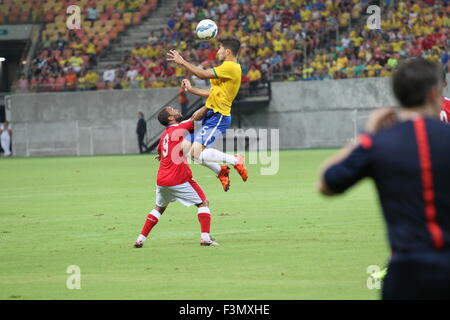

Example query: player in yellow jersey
[167,37,248,191]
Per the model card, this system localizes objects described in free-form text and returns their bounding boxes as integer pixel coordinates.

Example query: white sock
[137,234,147,242]
[201,232,211,242]
[189,150,222,174]
[150,209,161,220]
[198,148,237,165]
[199,160,221,175]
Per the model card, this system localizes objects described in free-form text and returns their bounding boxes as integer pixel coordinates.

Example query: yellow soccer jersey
[206,61,242,116]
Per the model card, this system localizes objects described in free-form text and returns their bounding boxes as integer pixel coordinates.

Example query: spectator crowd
[13,0,450,93]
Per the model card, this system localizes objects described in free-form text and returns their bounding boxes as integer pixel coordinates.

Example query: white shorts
[156,179,207,207]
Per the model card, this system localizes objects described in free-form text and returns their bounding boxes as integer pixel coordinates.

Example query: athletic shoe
[233,154,248,181]
[133,241,144,248]
[217,165,231,192]
[200,240,220,246]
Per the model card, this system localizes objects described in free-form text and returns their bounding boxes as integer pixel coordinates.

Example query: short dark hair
[218,37,241,57]
[392,58,443,108]
[157,107,171,126]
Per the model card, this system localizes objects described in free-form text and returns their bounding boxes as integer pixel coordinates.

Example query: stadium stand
[98,0,449,88]
[8,0,450,93]
[294,0,450,81]
[9,0,159,92]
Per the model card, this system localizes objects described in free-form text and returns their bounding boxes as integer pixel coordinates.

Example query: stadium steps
[95,0,178,72]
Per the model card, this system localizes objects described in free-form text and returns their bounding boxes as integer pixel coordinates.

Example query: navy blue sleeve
[324,140,373,194]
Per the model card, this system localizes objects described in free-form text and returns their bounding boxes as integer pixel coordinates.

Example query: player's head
[137,111,144,118]
[216,37,241,61]
[392,58,444,112]
[157,106,182,126]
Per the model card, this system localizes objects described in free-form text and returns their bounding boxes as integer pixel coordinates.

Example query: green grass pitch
[0,150,389,299]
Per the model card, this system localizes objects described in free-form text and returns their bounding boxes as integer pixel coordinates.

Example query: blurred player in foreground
[318,59,450,299]
[167,37,248,192]
[134,106,219,248]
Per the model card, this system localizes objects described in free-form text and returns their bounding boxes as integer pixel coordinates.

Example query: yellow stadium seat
[105,21,115,29]
[123,12,132,25]
[53,3,63,11]
[82,21,92,29]
[55,15,65,23]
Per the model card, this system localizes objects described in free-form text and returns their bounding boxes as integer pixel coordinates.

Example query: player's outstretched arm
[167,50,216,80]
[182,79,210,98]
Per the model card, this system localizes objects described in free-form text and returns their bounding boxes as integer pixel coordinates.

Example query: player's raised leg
[188,110,246,182]
[192,141,248,183]
[134,206,166,248]
[181,137,222,176]
[182,133,232,191]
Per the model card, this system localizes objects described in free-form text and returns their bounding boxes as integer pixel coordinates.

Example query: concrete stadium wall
[242,76,396,149]
[10,75,450,156]
[10,88,180,157]
[241,74,450,149]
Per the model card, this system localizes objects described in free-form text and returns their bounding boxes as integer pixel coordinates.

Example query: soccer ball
[195,19,218,40]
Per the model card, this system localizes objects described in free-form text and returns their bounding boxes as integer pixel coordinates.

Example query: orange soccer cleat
[233,154,248,182]
[217,165,231,192]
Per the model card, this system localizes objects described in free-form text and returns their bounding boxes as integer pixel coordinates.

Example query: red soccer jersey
[440,97,450,123]
[156,120,194,187]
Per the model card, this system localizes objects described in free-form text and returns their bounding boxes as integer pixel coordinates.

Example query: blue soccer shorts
[186,108,232,147]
